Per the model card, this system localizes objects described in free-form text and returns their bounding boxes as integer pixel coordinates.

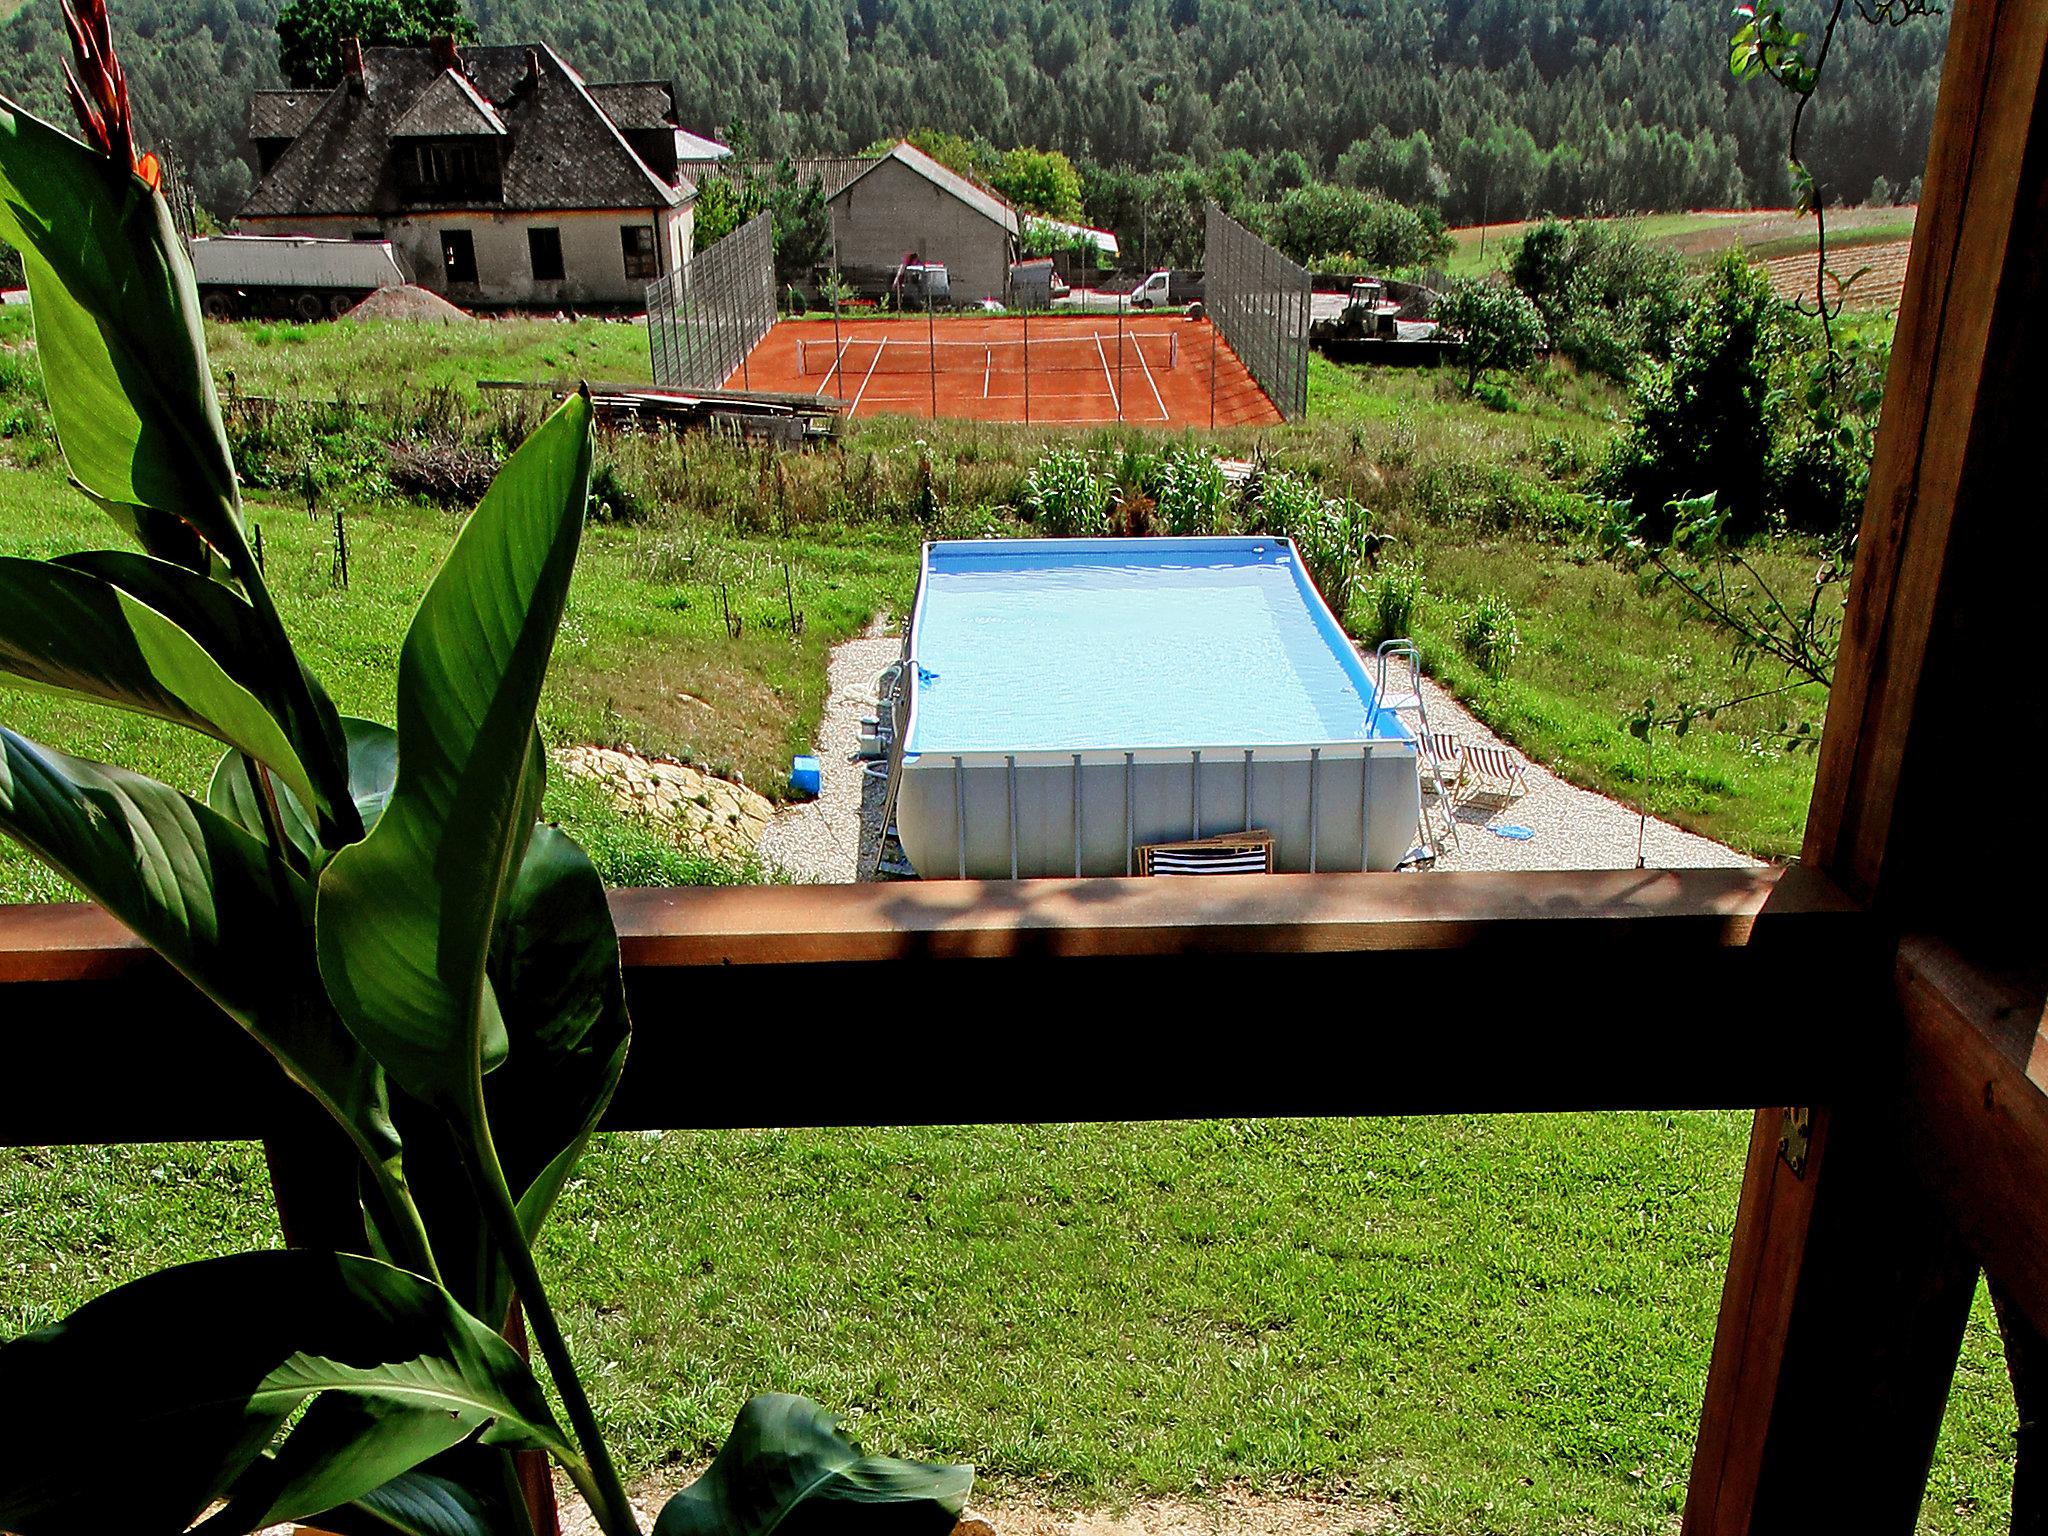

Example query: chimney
[342,35,365,93]
[431,33,462,74]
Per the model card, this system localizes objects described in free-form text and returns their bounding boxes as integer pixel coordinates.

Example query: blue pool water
[903,538,1400,755]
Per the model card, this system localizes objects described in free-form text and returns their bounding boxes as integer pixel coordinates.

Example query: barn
[827,141,1019,307]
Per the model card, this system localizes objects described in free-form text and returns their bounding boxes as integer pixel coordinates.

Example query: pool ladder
[1372,639,1460,858]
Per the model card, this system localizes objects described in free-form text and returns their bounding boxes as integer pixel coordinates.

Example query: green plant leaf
[317,1471,498,1536]
[0,555,320,814]
[0,97,243,570]
[316,393,593,1113]
[209,715,398,874]
[399,823,631,1324]
[60,549,359,840]
[654,1395,972,1536]
[0,1252,572,1536]
[0,723,310,1015]
[0,724,410,1238]
[198,1397,484,1535]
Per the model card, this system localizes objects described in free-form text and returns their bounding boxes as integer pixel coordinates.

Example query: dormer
[390,63,507,203]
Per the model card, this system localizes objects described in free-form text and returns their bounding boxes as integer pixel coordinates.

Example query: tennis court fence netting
[797,331,1180,377]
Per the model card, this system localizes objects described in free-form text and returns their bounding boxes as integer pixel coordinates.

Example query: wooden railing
[1,866,1858,1146]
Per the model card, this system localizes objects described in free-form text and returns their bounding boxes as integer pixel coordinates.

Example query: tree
[1254,183,1449,269]
[1433,277,1547,394]
[990,146,1083,219]
[275,0,476,88]
[1597,252,1788,539]
[1507,216,1688,380]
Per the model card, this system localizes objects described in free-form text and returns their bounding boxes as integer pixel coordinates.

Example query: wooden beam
[1690,0,2048,1525]
[0,867,1863,1146]
[1802,0,2048,914]
[1894,935,2048,1336]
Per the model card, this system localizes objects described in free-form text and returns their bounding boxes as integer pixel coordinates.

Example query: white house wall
[240,205,689,307]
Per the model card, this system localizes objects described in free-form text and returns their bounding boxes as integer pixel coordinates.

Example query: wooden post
[1685,0,2048,1528]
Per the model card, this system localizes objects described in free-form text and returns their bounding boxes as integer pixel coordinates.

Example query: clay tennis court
[724,314,1283,427]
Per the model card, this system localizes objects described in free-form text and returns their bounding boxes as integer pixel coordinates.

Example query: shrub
[386,437,500,506]
[1025,446,1106,536]
[1457,590,1523,679]
[1364,560,1425,644]
[1156,446,1226,536]
[1597,252,1789,541]
[1433,278,1547,394]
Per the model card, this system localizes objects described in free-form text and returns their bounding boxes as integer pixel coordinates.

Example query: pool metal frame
[890,536,1422,878]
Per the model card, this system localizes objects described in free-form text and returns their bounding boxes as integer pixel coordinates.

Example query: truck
[1054,270,1197,313]
[187,235,414,321]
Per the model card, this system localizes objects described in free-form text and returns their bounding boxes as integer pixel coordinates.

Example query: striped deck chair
[1420,732,1463,797]
[1137,829,1276,876]
[1455,743,1529,808]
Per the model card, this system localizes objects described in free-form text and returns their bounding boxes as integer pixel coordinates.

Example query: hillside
[0,0,1948,231]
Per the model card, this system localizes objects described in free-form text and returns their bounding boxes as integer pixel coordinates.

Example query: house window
[621,224,658,281]
[441,229,477,285]
[528,227,565,282]
[399,139,501,201]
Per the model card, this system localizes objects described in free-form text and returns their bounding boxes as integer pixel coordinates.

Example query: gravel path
[764,625,1758,881]
[759,616,902,883]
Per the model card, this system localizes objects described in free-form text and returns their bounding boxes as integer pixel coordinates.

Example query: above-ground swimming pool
[889,537,1421,877]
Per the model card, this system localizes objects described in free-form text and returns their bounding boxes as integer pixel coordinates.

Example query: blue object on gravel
[790,754,822,797]
[1487,823,1535,840]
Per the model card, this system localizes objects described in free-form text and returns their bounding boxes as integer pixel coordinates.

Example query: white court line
[983,345,992,399]
[1092,331,1121,416]
[815,340,850,400]
[1130,329,1169,420]
[848,337,886,414]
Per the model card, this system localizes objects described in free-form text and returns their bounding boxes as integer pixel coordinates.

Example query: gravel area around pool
[763,625,1760,882]
[1401,673,1758,872]
[759,617,903,883]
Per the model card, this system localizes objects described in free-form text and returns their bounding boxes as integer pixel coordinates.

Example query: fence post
[1023,300,1031,425]
[1117,291,1125,424]
[927,284,937,419]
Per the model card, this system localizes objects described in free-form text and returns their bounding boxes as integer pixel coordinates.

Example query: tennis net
[798,331,1178,377]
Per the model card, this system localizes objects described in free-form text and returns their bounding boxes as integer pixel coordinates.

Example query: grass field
[1443,206,1919,279]
[0,1122,2017,1533]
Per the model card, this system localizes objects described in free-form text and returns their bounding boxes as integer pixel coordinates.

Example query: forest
[0,0,1947,236]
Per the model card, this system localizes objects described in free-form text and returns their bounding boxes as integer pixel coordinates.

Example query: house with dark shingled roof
[239,38,709,307]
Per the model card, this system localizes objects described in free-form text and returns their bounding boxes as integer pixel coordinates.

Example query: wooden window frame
[4,2,2046,1530]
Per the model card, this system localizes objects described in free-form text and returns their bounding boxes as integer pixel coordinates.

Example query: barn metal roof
[830,141,1019,238]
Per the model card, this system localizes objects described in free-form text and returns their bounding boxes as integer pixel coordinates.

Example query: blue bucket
[790,754,822,798]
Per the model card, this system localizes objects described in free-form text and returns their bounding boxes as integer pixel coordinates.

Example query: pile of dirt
[345,283,473,323]
[555,744,773,863]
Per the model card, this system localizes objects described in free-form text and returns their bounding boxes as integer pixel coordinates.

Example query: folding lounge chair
[1137,829,1276,876]
[1455,743,1529,808]
[1419,733,1464,796]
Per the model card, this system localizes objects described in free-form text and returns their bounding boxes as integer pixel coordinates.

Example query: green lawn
[0,1123,2017,1533]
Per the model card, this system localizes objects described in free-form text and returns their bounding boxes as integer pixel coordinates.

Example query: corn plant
[0,12,971,1536]
[1456,590,1523,680]
[1155,446,1225,537]
[1024,446,1104,536]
